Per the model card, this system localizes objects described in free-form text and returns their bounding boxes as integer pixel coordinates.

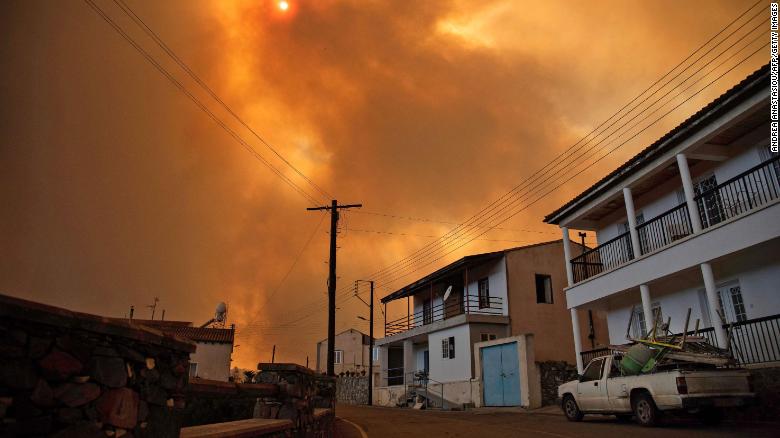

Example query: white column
[700,262,728,348]
[561,227,574,286]
[563,227,583,372]
[570,308,584,373]
[622,187,642,258]
[676,153,703,233]
[403,339,415,384]
[639,284,653,335]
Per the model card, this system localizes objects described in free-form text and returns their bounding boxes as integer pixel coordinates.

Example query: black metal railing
[384,294,503,337]
[695,155,780,229]
[636,203,693,255]
[579,314,780,366]
[570,231,634,283]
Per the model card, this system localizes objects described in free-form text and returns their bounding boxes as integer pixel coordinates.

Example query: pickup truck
[558,354,754,426]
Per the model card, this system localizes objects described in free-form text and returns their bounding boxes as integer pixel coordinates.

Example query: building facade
[130,319,235,381]
[544,64,780,372]
[375,240,609,408]
[316,328,376,376]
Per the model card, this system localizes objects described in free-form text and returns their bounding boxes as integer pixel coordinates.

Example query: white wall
[595,143,768,245]
[428,324,472,383]
[465,258,508,316]
[190,342,232,381]
[604,246,780,345]
[412,257,508,318]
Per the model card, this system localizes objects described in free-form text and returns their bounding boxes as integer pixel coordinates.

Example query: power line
[350,210,559,234]
[341,226,594,244]
[328,4,766,297]
[238,2,765,332]
[112,0,332,201]
[82,0,325,206]
[363,46,767,294]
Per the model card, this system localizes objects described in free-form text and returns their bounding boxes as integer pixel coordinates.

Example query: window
[480,333,497,342]
[535,274,553,304]
[189,363,198,378]
[631,303,662,338]
[372,347,379,362]
[478,278,490,309]
[334,350,343,364]
[580,358,604,382]
[694,174,725,228]
[717,284,747,323]
[423,299,432,325]
[441,337,455,359]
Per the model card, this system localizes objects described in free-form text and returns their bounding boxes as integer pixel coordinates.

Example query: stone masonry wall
[335,376,368,405]
[254,364,335,437]
[182,379,278,427]
[0,293,194,437]
[537,361,578,406]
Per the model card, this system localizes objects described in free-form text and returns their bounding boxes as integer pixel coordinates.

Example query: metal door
[481,342,521,406]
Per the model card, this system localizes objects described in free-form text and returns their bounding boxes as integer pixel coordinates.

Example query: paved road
[334,404,778,438]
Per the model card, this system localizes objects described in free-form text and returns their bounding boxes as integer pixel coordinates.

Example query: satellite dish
[215,302,227,322]
[443,285,452,302]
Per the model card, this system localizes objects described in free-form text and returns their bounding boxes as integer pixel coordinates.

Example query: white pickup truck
[558,354,754,426]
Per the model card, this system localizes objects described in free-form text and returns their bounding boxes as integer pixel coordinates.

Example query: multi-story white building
[544,64,780,372]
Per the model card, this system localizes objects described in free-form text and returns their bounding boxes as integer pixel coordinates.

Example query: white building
[130,319,235,381]
[375,241,610,408]
[544,64,780,372]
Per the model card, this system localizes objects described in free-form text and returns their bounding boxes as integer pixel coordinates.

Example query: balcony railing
[636,203,693,255]
[695,154,780,229]
[570,231,634,283]
[384,294,503,337]
[569,155,780,284]
[579,313,780,366]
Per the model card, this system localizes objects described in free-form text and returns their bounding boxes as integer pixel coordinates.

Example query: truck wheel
[562,395,584,422]
[632,392,660,427]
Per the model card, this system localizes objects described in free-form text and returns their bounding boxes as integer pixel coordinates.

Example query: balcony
[580,313,780,366]
[384,294,503,337]
[570,155,780,284]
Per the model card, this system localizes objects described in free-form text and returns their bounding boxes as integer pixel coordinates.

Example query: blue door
[481,342,521,406]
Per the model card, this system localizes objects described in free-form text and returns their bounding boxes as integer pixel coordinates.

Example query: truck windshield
[581,358,604,382]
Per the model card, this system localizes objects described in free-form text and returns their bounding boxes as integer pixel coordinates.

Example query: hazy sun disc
[278,1,289,11]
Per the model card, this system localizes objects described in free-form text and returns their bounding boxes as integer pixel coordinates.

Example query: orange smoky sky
[0,0,766,369]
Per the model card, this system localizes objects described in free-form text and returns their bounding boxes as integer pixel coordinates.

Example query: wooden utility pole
[272,345,276,363]
[307,200,362,376]
[368,280,374,406]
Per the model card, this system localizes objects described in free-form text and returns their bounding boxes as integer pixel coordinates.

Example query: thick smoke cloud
[0,0,761,367]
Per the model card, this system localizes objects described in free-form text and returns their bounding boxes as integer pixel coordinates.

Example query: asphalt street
[333,404,778,438]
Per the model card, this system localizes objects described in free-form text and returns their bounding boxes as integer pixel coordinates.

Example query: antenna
[147,297,159,320]
[443,285,453,302]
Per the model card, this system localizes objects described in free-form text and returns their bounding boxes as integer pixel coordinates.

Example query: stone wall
[335,376,367,405]
[182,379,278,427]
[0,293,194,437]
[254,364,335,432]
[537,361,578,406]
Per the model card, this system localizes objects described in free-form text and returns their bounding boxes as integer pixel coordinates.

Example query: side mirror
[577,374,584,382]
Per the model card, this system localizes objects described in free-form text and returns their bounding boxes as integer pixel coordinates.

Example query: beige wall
[505,241,610,364]
[316,329,373,374]
[190,342,232,382]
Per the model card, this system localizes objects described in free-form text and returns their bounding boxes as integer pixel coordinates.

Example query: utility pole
[272,345,276,363]
[355,279,374,406]
[307,200,362,376]
[578,232,587,254]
